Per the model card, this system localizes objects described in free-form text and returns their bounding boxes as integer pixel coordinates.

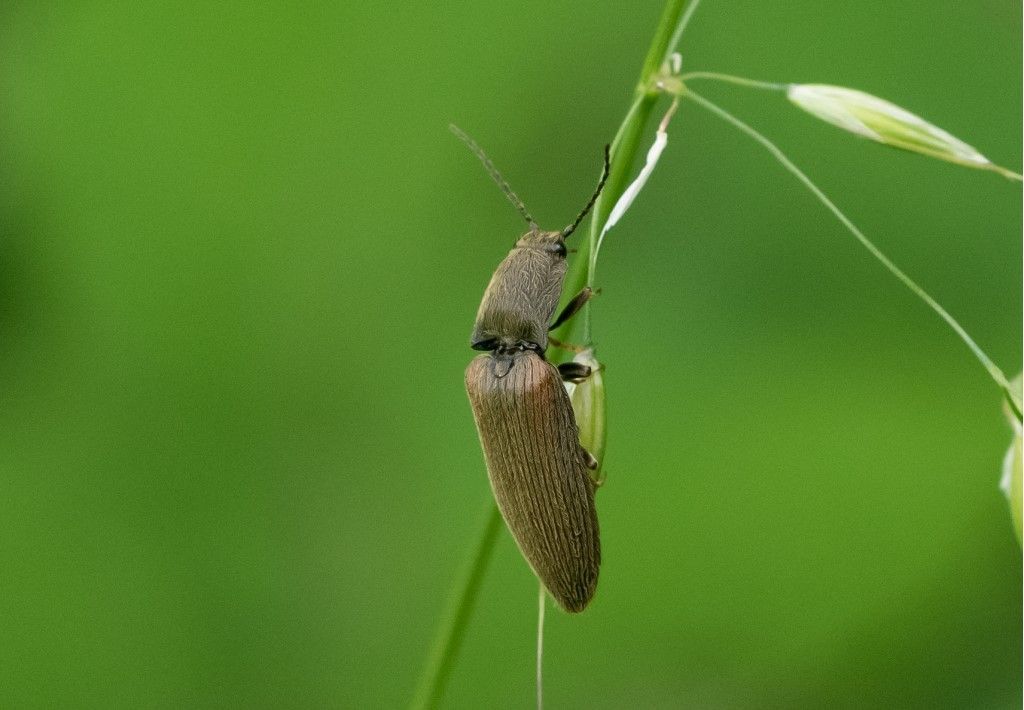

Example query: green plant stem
[536,584,545,710]
[990,164,1024,181]
[558,0,695,346]
[663,0,703,62]
[684,88,1021,421]
[410,504,503,710]
[640,0,693,88]
[679,71,787,91]
[583,95,644,291]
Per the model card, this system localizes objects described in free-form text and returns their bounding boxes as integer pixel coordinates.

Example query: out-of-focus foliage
[0,2,1019,708]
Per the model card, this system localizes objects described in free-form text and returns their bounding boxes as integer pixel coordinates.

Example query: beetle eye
[552,241,567,257]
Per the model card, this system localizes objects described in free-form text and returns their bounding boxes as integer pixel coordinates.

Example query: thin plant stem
[578,94,655,342]
[410,504,504,710]
[639,0,693,89]
[679,71,787,91]
[536,585,546,710]
[593,97,680,274]
[990,164,1024,181]
[664,0,703,63]
[684,88,1021,420]
[584,95,643,299]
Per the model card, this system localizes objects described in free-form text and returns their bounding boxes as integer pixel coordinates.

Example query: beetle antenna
[450,124,537,230]
[562,144,611,238]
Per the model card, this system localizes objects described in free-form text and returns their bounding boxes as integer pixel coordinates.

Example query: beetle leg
[549,287,595,331]
[581,449,604,489]
[547,336,586,354]
[557,362,592,383]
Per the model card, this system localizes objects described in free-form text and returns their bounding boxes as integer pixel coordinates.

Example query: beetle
[454,125,609,612]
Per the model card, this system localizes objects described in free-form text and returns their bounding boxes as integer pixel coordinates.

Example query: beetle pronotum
[454,125,609,612]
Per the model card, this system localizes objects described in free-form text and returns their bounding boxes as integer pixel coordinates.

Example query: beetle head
[516,228,568,257]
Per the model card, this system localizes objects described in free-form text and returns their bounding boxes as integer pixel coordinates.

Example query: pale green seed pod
[787,84,1020,179]
[566,349,606,482]
[1000,374,1022,544]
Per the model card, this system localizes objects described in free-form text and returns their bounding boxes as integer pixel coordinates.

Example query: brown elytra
[466,350,600,612]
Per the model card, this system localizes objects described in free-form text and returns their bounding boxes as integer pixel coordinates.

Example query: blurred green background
[1,2,1020,708]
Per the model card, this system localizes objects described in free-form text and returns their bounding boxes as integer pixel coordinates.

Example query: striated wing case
[465,351,600,612]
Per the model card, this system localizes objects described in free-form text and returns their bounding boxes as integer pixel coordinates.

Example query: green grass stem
[409,505,503,710]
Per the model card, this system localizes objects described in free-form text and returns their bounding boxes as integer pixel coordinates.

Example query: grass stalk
[679,71,787,91]
[536,585,546,710]
[559,0,694,344]
[410,504,503,710]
